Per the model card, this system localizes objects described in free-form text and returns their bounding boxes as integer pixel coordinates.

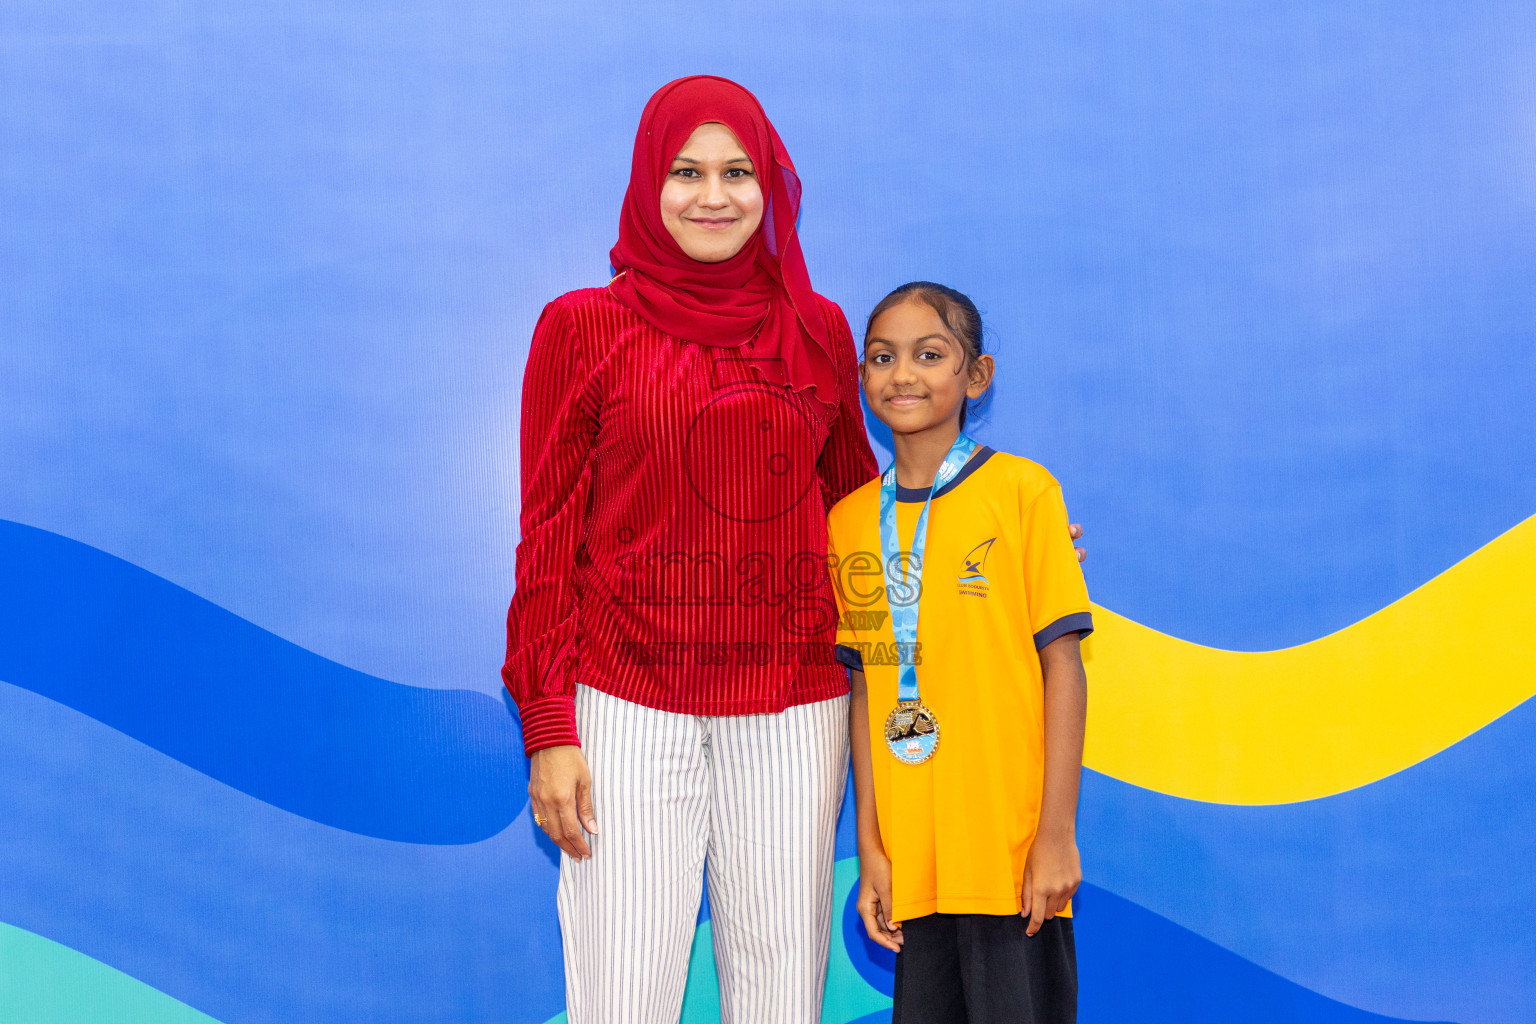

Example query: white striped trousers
[558,684,849,1024]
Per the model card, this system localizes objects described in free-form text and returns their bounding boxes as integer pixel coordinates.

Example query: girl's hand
[1022,833,1082,937]
[529,745,598,861]
[857,848,904,952]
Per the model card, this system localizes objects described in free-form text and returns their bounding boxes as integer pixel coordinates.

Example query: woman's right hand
[857,848,903,952]
[529,745,598,861]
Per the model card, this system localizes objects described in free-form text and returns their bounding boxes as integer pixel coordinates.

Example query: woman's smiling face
[659,122,765,263]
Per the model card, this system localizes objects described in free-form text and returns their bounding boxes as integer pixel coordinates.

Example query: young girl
[828,282,1092,1024]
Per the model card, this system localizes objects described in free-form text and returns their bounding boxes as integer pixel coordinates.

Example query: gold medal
[884,700,940,765]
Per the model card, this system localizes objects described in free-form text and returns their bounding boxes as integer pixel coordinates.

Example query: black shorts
[891,912,1077,1024]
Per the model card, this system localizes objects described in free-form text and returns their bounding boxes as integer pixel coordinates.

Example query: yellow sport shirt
[827,448,1092,922]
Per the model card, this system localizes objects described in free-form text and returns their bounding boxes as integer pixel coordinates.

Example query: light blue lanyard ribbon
[878,433,978,703]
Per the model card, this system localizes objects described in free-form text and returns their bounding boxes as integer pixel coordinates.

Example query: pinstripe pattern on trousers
[558,684,850,1024]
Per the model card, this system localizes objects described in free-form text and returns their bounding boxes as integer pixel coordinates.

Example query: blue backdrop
[3,2,1534,1022]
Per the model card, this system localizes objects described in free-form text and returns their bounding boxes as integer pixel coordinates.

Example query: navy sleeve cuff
[835,643,864,672]
[1033,611,1094,651]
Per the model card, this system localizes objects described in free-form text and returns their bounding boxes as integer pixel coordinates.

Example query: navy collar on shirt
[893,446,996,503]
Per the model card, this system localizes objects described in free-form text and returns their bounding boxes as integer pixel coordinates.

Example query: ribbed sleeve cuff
[1033,611,1095,651]
[835,643,865,672]
[516,694,580,756]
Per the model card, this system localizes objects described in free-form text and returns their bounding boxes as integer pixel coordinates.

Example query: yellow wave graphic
[1081,515,1536,805]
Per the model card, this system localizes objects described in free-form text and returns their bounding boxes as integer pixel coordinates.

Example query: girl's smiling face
[861,298,994,435]
[659,122,765,263]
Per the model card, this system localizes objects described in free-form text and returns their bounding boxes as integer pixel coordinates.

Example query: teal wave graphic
[2,518,1527,1022]
[0,921,223,1024]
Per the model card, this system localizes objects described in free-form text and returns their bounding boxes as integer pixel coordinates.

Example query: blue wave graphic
[837,877,1438,1023]
[1074,884,1453,1024]
[0,520,526,844]
[3,667,1522,1024]
[0,680,565,1024]
[3,517,1529,1022]
[1080,695,1536,1024]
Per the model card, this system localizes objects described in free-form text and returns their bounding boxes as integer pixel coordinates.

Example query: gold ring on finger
[532,813,548,827]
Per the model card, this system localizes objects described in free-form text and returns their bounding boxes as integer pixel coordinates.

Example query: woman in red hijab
[503,76,877,1022]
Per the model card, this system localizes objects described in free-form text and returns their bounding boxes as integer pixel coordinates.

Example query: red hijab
[608,76,839,411]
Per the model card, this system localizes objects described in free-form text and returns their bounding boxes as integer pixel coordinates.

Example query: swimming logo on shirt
[958,538,995,597]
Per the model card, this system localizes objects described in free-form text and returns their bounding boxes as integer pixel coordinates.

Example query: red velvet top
[503,287,878,755]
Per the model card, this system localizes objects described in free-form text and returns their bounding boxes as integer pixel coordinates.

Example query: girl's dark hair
[864,281,988,430]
